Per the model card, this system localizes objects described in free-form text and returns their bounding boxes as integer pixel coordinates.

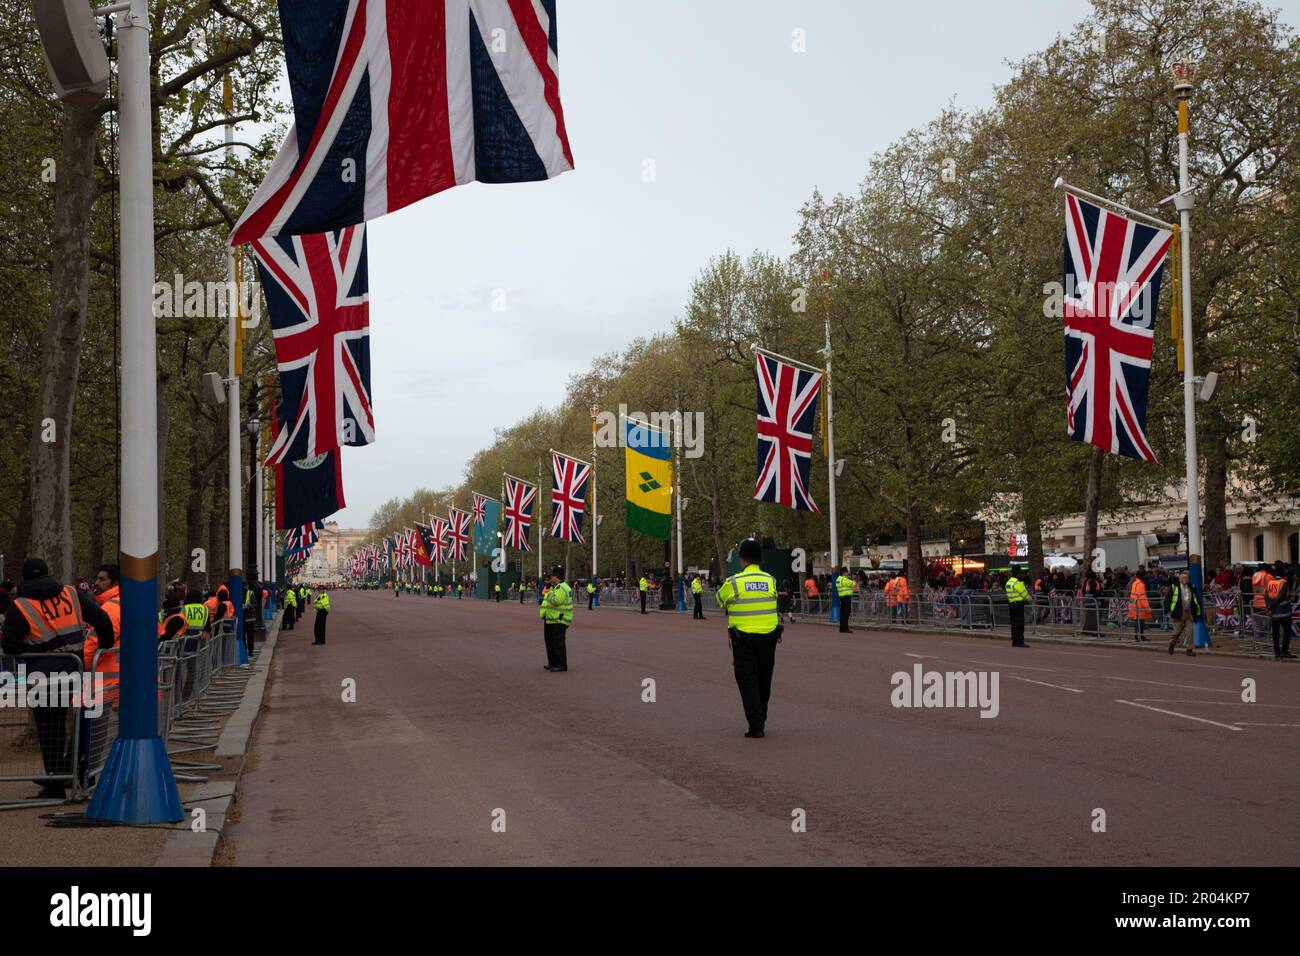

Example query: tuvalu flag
[624,417,672,540]
[472,493,500,556]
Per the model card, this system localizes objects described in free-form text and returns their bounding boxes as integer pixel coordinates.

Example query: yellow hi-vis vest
[183,602,209,632]
[718,566,779,635]
[1005,576,1031,604]
[835,574,854,597]
[691,578,702,594]
[314,592,331,612]
[540,582,574,625]
[639,577,648,592]
[285,589,297,607]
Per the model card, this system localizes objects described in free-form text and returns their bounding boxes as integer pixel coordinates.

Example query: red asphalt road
[227,591,1300,866]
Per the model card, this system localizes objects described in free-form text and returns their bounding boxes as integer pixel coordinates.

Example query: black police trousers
[544,623,568,669]
[730,629,778,731]
[314,609,327,644]
[693,593,703,619]
[1009,602,1026,645]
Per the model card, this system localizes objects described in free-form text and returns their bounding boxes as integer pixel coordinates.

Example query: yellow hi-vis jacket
[1005,576,1031,604]
[717,566,779,635]
[540,582,574,625]
[835,574,855,597]
[314,592,331,612]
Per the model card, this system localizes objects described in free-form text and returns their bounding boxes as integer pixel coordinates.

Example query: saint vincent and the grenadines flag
[624,418,672,540]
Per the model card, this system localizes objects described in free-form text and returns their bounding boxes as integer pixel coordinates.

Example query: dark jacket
[1267,578,1293,620]
[2,575,116,660]
[1166,582,1202,621]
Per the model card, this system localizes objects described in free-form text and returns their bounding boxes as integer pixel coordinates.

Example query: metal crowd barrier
[0,651,87,810]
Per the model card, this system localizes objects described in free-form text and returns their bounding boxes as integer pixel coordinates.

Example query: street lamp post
[85,0,182,823]
[1172,61,1208,649]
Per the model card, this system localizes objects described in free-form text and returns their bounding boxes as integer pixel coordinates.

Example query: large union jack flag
[231,0,574,244]
[549,451,590,544]
[285,520,325,554]
[754,351,823,512]
[252,224,373,464]
[502,475,536,551]
[447,508,471,562]
[1063,193,1171,462]
[428,516,451,563]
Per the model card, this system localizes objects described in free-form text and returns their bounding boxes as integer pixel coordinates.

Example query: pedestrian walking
[716,539,781,738]
[1265,563,1295,660]
[1166,570,1201,657]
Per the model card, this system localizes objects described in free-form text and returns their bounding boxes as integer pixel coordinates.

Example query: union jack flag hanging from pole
[503,475,536,551]
[447,508,471,562]
[1062,192,1171,462]
[754,351,822,512]
[549,451,590,544]
[230,0,574,244]
[429,516,451,563]
[252,224,373,464]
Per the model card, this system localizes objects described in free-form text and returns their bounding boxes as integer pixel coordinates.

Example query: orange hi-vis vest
[84,585,121,673]
[1266,577,1285,601]
[895,577,911,601]
[158,611,185,640]
[1252,570,1273,609]
[1128,579,1153,621]
[13,585,87,650]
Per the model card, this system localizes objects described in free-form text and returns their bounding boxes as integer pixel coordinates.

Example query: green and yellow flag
[624,418,672,540]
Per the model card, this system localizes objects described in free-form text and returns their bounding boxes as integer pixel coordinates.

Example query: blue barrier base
[829,606,840,624]
[1193,620,1210,648]
[85,736,183,824]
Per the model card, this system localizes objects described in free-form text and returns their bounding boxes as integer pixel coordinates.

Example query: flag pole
[1171,63,1207,649]
[820,272,840,617]
[222,71,248,667]
[87,0,182,824]
[538,460,544,591]
[591,405,598,583]
[674,422,686,611]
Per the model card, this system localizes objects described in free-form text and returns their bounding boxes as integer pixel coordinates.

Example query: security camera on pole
[35,0,183,823]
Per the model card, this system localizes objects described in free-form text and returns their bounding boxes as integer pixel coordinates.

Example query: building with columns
[298,522,372,582]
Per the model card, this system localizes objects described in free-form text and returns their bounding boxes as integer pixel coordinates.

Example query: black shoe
[744,728,765,738]
[1012,642,1028,647]
[36,783,67,799]
[1168,641,1177,655]
[1185,649,1195,657]
[312,641,324,645]
[1283,652,1297,659]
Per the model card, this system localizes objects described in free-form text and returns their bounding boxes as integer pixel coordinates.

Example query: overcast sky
[327,0,1297,528]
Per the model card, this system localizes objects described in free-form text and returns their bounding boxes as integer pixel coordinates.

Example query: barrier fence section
[1,613,256,811]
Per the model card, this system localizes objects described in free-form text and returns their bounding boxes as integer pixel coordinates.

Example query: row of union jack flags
[244,1,574,533]
[351,454,598,574]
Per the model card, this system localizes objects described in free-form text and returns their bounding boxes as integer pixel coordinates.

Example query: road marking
[1105,675,1237,694]
[1008,674,1083,693]
[1133,698,1300,708]
[1233,722,1300,727]
[904,653,936,659]
[1156,660,1264,673]
[1034,650,1111,659]
[968,659,1056,673]
[1116,699,1242,730]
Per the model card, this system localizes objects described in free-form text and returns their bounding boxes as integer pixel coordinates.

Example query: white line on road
[1116,699,1242,730]
[1106,675,1237,694]
[1008,674,1083,693]
[904,653,936,659]
[1134,698,1300,709]
[968,659,1057,673]
[1156,660,1265,673]
[1233,722,1300,727]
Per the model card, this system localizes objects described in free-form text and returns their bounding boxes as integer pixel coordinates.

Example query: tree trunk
[905,496,922,591]
[9,469,32,570]
[156,364,171,601]
[29,103,100,580]
[1082,445,1104,568]
[1202,426,1229,570]
[185,433,205,588]
[88,500,105,572]
[1026,511,1044,583]
[209,476,226,586]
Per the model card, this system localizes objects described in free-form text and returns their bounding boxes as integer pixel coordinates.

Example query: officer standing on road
[835,566,854,634]
[691,573,705,619]
[312,589,331,645]
[716,539,782,738]
[639,573,649,614]
[587,579,596,610]
[494,581,502,602]
[1005,570,1030,647]
[540,566,573,671]
[283,584,297,630]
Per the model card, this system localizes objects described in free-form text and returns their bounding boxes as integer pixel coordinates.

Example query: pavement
[225,591,1300,866]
